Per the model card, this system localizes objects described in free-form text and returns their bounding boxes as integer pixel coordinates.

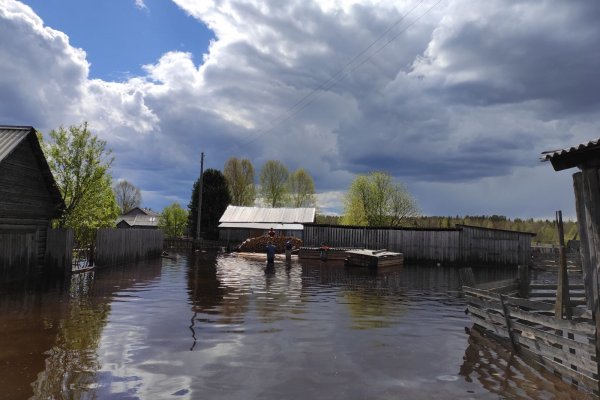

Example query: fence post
[500,294,517,353]
[518,264,530,298]
[554,210,571,320]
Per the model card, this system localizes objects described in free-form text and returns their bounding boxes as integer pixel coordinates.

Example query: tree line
[316,214,578,245]
[39,122,575,245]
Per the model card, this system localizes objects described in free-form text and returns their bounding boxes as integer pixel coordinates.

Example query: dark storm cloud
[3,0,600,216]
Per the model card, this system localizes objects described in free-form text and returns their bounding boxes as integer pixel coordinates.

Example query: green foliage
[41,122,119,245]
[259,160,289,207]
[158,203,188,238]
[224,157,256,206]
[407,215,578,245]
[315,214,343,224]
[188,168,231,240]
[342,171,419,226]
[288,168,316,207]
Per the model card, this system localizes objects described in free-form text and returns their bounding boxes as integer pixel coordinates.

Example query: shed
[0,125,65,280]
[542,137,600,312]
[218,206,316,242]
[116,207,160,229]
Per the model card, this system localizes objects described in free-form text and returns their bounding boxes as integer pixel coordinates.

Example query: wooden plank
[465,296,503,314]
[506,305,596,336]
[476,278,518,290]
[463,286,501,301]
[515,332,597,373]
[511,320,596,355]
[468,311,510,339]
[516,344,599,389]
[488,284,520,294]
[503,296,555,312]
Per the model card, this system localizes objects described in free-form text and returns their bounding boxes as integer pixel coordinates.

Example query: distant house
[116,207,160,229]
[218,205,316,242]
[0,125,65,280]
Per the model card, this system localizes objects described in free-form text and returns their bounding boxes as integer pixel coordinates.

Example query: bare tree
[113,180,141,214]
[224,157,256,206]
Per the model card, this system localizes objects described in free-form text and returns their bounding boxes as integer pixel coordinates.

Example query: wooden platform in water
[234,252,297,262]
[298,247,354,261]
[344,249,404,268]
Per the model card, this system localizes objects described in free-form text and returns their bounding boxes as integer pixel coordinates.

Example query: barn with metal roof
[218,205,316,241]
[0,125,65,281]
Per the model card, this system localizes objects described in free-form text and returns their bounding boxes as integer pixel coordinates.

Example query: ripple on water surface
[0,254,594,399]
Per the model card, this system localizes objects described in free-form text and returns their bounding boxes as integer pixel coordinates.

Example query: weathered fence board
[95,229,164,267]
[464,279,598,391]
[303,224,532,265]
[45,228,73,276]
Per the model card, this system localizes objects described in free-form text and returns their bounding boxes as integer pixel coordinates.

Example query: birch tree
[342,171,419,226]
[224,157,255,206]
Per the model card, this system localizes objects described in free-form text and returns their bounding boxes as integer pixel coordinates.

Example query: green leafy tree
[259,160,289,207]
[158,203,188,238]
[342,171,419,226]
[288,168,316,207]
[188,169,231,240]
[41,122,120,244]
[113,180,142,214]
[224,157,255,206]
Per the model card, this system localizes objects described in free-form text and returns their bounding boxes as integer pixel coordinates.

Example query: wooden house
[116,207,160,229]
[218,206,316,242]
[0,125,65,281]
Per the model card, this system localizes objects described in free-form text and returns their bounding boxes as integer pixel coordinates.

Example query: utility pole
[195,152,204,241]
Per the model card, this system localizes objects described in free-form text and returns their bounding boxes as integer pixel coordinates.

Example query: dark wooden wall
[0,136,61,281]
[459,225,532,266]
[95,229,164,267]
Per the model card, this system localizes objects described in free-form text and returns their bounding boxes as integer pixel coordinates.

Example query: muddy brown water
[0,253,595,399]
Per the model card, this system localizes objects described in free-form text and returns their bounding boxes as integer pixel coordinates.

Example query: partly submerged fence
[95,229,164,267]
[463,274,598,392]
[303,224,533,265]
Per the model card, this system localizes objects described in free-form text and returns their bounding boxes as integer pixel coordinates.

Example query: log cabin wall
[0,127,64,281]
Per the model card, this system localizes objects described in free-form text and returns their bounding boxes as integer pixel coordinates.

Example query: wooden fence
[463,283,598,391]
[45,228,73,276]
[303,224,533,265]
[95,229,164,267]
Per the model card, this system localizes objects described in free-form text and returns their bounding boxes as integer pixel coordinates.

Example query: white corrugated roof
[219,222,304,230]
[0,126,31,163]
[219,206,315,223]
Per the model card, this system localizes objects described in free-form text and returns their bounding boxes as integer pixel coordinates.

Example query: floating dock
[298,247,354,261]
[344,249,403,268]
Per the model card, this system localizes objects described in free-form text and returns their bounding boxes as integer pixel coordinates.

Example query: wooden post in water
[517,265,530,298]
[458,267,476,288]
[554,210,571,320]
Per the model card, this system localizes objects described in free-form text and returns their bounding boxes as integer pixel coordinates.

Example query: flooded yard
[0,254,593,399]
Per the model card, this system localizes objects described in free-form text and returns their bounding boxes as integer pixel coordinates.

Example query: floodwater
[0,253,595,400]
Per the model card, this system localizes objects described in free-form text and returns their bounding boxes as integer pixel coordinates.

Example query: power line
[229,0,444,148]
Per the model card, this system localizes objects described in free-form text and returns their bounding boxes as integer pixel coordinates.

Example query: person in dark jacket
[266,241,276,264]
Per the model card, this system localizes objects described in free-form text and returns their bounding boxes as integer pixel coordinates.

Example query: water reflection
[0,259,162,399]
[460,327,595,399]
[1,254,591,399]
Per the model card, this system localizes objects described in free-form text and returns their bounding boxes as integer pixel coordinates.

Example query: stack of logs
[237,235,303,253]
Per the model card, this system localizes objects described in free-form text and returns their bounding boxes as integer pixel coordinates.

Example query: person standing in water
[285,239,293,261]
[266,240,276,264]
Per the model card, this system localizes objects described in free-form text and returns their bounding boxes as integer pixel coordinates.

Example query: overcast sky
[2,0,599,219]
